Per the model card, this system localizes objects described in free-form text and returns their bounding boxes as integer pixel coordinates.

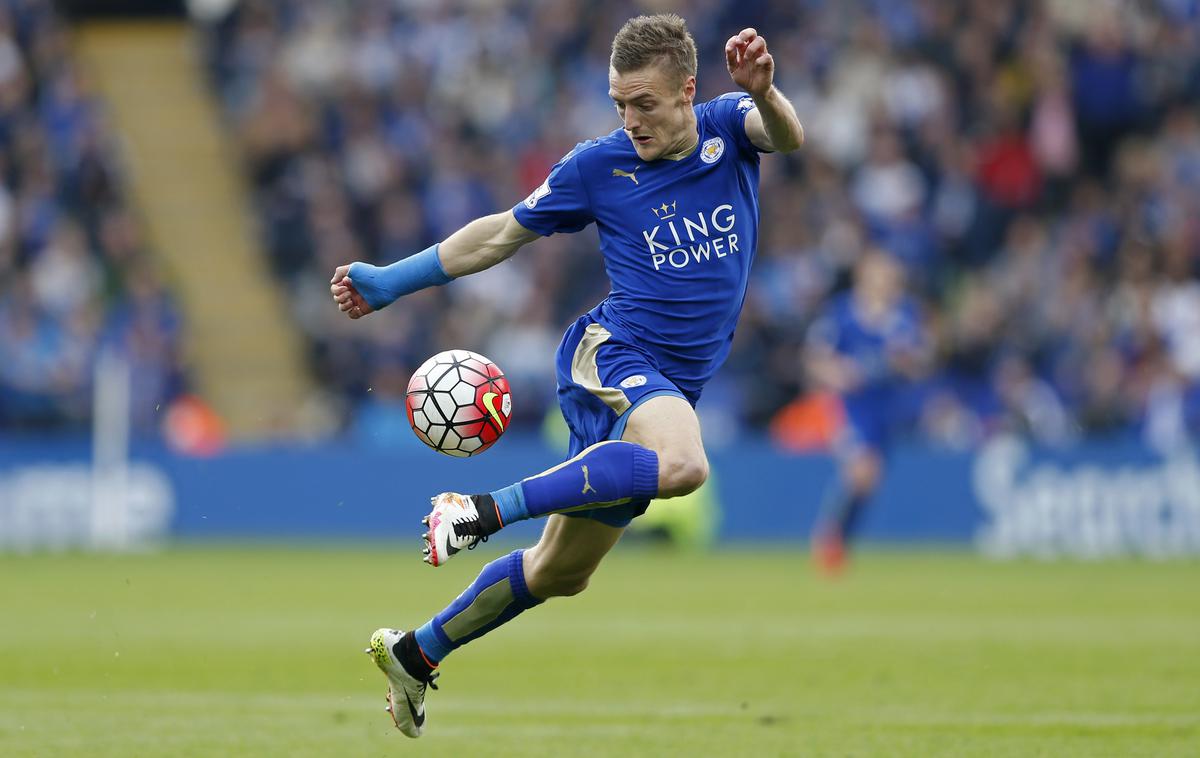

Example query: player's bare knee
[527,565,591,598]
[549,573,591,597]
[658,452,708,498]
[846,453,881,492]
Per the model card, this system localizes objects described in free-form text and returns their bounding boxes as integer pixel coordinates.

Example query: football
[405,349,512,457]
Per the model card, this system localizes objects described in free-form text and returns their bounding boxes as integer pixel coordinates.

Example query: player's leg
[421,394,708,564]
[421,319,708,566]
[428,513,621,631]
[494,319,708,519]
[369,514,623,737]
[412,508,624,668]
[812,447,883,573]
[811,394,888,573]
[820,448,882,538]
[419,439,657,566]
[618,393,708,497]
[522,510,625,597]
[408,395,703,656]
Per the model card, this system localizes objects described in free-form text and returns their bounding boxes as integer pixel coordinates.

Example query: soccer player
[329,15,803,737]
[804,250,930,574]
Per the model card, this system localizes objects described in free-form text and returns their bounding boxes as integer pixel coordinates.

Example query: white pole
[91,348,132,551]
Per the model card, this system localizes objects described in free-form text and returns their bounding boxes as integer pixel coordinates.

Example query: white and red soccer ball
[405,350,512,457]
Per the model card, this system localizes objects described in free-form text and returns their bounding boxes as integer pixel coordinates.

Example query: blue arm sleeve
[347,244,452,311]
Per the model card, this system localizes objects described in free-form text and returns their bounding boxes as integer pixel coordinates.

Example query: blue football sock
[413,550,542,663]
[514,441,658,521]
[490,482,528,527]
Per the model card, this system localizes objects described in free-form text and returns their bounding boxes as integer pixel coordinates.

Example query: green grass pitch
[2,545,1197,756]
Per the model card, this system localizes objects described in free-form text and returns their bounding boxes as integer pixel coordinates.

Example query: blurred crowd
[0,0,185,432]
[198,0,1200,451]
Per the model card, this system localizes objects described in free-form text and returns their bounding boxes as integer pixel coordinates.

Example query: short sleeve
[706,92,765,156]
[512,146,595,236]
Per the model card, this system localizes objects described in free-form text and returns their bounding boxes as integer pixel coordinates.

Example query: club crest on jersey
[700,137,725,164]
[736,96,755,112]
[620,375,647,389]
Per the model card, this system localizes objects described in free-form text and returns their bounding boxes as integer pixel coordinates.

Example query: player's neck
[659,115,699,161]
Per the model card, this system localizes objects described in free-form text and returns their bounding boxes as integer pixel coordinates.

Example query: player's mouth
[633,135,652,145]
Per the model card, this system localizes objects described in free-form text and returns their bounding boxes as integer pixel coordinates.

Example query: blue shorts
[836,395,891,457]
[554,314,696,527]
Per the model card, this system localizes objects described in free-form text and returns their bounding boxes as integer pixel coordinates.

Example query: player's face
[856,252,904,309]
[609,63,697,161]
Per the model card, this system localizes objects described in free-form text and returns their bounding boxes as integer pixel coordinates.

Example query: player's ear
[681,75,696,104]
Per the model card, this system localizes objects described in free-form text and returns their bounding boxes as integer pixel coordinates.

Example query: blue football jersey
[807,293,925,407]
[513,92,765,396]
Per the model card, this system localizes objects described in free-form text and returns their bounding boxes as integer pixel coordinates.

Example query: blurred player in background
[329,14,803,737]
[805,250,930,574]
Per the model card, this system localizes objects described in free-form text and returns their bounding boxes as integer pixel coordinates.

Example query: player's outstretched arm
[437,209,542,278]
[330,210,539,319]
[725,28,804,154]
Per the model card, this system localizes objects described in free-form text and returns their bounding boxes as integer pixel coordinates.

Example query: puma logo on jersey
[581,465,598,495]
[612,168,640,185]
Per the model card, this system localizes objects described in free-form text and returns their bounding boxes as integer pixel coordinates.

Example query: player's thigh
[523,513,624,597]
[622,394,708,497]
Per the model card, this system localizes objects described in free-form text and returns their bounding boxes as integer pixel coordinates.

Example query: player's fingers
[756,52,773,69]
[330,264,350,284]
[725,37,738,68]
[746,37,766,57]
[350,294,372,317]
[739,27,757,43]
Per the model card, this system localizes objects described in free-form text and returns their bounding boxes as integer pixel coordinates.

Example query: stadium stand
[0,0,186,432]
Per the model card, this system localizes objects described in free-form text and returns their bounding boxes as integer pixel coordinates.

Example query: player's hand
[725,28,773,98]
[330,264,374,320]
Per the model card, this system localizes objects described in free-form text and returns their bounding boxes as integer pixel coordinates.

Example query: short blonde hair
[610,14,697,85]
